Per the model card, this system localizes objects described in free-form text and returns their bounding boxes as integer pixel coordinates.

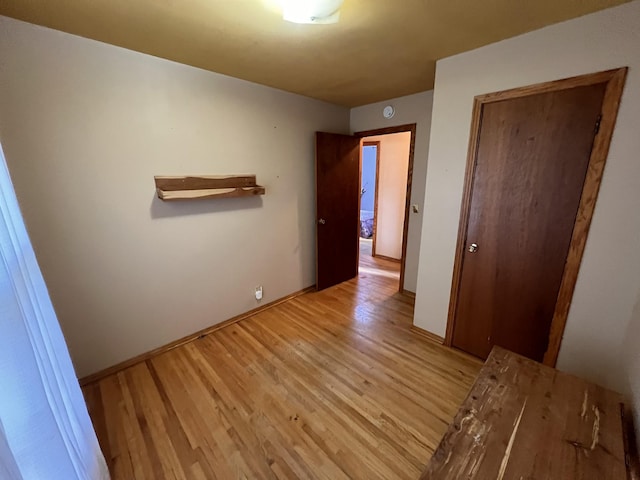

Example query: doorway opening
[356,126,416,293]
[314,124,416,293]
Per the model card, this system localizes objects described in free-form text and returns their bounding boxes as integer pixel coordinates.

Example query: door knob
[318,218,326,225]
[468,243,478,253]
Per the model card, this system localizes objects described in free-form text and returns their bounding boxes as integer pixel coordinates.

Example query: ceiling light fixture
[280,0,344,24]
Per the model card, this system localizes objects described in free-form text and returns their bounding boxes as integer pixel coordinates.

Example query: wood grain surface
[84,256,481,479]
[157,185,265,201]
[543,67,628,365]
[452,82,606,361]
[421,346,628,479]
[154,175,258,191]
[315,132,361,291]
[358,237,400,283]
[445,68,628,367]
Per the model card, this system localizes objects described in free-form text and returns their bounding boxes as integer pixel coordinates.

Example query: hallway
[358,237,400,284]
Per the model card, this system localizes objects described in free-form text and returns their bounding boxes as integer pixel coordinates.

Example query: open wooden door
[316,132,361,291]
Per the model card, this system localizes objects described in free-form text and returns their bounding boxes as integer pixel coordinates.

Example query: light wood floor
[358,238,400,283]
[83,258,481,479]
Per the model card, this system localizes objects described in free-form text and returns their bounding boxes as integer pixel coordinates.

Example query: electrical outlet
[255,286,263,301]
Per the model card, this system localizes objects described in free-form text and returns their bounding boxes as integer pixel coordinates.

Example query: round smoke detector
[383,105,395,119]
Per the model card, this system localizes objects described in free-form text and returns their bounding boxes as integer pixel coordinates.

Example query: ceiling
[0,0,630,107]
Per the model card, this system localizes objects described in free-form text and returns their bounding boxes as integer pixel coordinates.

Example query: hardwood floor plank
[84,253,481,479]
[123,365,182,479]
[226,319,414,479]
[98,375,135,479]
[252,309,429,466]
[153,349,254,479]
[83,382,112,463]
[146,361,210,479]
[116,371,159,479]
[208,326,363,479]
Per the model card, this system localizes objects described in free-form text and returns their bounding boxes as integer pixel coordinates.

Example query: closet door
[451,82,606,361]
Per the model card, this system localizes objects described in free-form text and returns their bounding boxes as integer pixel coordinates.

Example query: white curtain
[0,144,109,480]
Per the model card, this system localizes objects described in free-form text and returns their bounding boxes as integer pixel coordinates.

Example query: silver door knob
[318,218,326,225]
[468,243,478,253]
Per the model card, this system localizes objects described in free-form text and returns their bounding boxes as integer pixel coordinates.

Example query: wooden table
[421,346,632,479]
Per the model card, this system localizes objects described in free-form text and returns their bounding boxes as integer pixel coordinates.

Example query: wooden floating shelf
[154,175,265,201]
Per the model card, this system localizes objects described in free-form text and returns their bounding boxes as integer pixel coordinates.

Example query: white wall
[364,132,411,260]
[0,16,349,377]
[415,0,640,400]
[351,91,433,293]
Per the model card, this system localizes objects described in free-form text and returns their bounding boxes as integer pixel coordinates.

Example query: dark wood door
[452,84,606,361]
[316,132,361,291]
